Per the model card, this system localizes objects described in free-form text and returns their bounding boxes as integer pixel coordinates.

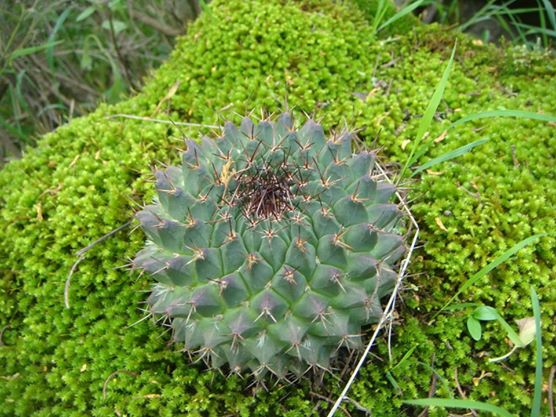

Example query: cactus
[134,113,406,380]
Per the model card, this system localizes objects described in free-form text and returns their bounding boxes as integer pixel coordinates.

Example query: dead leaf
[365,88,381,99]
[374,111,391,126]
[434,129,449,143]
[435,217,448,232]
[154,80,180,113]
[515,317,536,346]
[401,139,411,150]
[69,154,80,168]
[220,158,235,188]
[426,169,444,176]
[35,203,43,222]
[472,370,492,386]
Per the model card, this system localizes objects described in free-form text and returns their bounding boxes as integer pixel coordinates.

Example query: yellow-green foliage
[0,0,555,416]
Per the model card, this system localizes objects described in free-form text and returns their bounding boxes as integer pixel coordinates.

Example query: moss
[0,0,555,416]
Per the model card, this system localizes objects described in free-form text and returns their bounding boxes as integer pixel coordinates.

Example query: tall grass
[2,0,555,167]
[0,0,204,166]
[421,0,556,47]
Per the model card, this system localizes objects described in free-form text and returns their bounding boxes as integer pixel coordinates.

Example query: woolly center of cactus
[232,163,298,220]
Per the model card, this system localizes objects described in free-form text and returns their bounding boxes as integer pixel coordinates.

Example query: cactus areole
[134,113,406,380]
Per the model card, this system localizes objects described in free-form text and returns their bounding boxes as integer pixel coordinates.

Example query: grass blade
[541,0,556,29]
[452,110,556,127]
[371,0,390,35]
[495,313,524,347]
[404,398,514,417]
[411,138,489,176]
[47,8,72,69]
[0,116,28,143]
[458,0,497,32]
[523,27,556,38]
[536,0,549,47]
[390,343,419,371]
[435,234,545,316]
[398,43,456,180]
[378,0,424,32]
[9,41,63,61]
[530,287,543,417]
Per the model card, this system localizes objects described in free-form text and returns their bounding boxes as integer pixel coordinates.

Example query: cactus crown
[134,113,406,381]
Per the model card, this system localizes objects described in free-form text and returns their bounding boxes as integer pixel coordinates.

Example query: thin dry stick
[311,391,352,417]
[326,162,420,417]
[64,221,132,309]
[0,325,9,346]
[129,10,183,36]
[416,354,438,417]
[453,368,477,417]
[102,370,138,399]
[106,114,220,129]
[345,397,373,416]
[106,7,134,90]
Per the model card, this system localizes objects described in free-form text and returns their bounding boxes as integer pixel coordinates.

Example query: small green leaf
[473,306,499,321]
[101,19,127,34]
[467,316,482,341]
[76,6,96,22]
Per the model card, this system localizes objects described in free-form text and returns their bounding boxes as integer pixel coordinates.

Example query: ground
[0,0,555,416]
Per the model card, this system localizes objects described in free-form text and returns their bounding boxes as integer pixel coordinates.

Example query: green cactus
[134,113,406,380]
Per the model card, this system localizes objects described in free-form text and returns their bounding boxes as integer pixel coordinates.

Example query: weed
[405,287,544,417]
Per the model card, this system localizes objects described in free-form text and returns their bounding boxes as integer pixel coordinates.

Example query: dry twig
[64,221,132,308]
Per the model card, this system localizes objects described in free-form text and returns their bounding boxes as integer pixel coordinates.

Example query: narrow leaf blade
[404,398,514,417]
[399,43,457,180]
[452,110,556,128]
[378,0,424,32]
[411,138,489,176]
[437,234,545,315]
[530,287,543,417]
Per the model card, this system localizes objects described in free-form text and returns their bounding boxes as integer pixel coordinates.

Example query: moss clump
[0,0,555,416]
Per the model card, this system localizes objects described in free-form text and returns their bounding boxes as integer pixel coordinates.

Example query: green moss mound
[1,1,555,416]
